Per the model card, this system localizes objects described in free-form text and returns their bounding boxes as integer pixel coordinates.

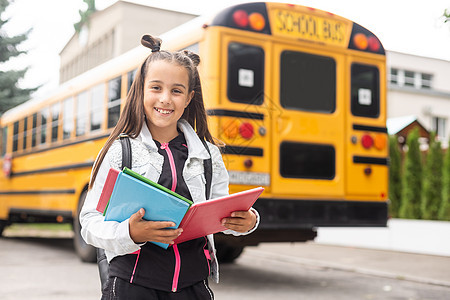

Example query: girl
[80,34,259,300]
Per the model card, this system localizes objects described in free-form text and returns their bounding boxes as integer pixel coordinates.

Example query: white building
[387,51,450,145]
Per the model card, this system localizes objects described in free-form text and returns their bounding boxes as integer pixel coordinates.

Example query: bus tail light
[361,134,373,149]
[233,10,249,28]
[240,122,254,139]
[249,12,265,31]
[222,120,239,138]
[374,134,387,150]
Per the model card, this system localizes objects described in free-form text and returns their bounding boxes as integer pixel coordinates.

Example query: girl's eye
[151,86,160,90]
[173,89,182,94]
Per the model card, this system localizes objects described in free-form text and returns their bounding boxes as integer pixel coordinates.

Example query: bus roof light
[233,10,249,28]
[353,33,368,50]
[249,12,265,31]
[368,36,380,52]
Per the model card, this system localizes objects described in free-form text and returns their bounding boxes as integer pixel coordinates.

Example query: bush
[388,135,402,218]
[421,133,443,220]
[399,128,422,219]
[439,147,450,220]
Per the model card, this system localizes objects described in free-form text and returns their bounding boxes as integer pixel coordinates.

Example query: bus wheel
[216,243,244,264]
[0,220,7,237]
[73,189,97,263]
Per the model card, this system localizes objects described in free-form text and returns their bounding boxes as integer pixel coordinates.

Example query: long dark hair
[89,35,214,189]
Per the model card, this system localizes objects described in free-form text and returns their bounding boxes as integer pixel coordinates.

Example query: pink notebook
[173,187,264,244]
[96,168,120,213]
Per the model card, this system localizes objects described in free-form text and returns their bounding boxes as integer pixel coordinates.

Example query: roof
[387,115,418,135]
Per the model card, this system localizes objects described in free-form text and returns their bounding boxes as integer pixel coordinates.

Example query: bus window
[280,51,336,113]
[91,84,105,132]
[351,64,380,118]
[108,76,122,128]
[22,117,28,150]
[127,69,137,92]
[1,126,6,156]
[12,121,19,152]
[40,108,49,145]
[51,103,60,143]
[31,113,38,148]
[63,97,74,140]
[280,142,335,180]
[227,42,264,105]
[76,91,89,136]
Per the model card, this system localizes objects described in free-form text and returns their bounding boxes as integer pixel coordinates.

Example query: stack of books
[97,167,263,248]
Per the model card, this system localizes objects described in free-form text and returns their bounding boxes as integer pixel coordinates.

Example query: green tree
[444,8,450,23]
[399,128,422,219]
[74,0,96,33]
[439,147,450,220]
[388,135,402,218]
[421,133,443,220]
[0,0,36,115]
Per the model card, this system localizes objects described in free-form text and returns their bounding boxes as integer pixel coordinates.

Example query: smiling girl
[80,35,259,300]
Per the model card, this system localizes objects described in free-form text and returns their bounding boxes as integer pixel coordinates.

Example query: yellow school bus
[0,2,388,263]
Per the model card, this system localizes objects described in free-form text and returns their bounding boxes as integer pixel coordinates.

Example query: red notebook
[96,168,120,213]
[173,187,264,244]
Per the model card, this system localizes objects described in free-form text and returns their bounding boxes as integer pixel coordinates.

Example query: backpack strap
[97,134,132,292]
[200,139,213,200]
[119,134,132,170]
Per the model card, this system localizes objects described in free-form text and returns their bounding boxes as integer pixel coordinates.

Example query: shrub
[439,147,450,220]
[399,128,422,219]
[388,135,402,218]
[421,133,443,220]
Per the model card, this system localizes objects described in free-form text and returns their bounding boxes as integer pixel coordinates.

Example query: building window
[421,73,432,89]
[390,68,433,90]
[390,68,398,85]
[404,70,415,87]
[432,116,446,140]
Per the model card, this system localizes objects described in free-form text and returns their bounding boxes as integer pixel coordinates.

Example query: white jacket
[80,119,259,283]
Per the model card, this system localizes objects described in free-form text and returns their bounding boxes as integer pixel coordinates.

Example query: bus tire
[73,189,97,263]
[216,243,244,264]
[0,220,6,237]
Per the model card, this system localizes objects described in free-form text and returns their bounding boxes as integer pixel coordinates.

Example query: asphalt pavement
[246,242,450,288]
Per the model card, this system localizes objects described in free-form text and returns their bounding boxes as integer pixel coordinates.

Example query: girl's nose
[159,91,171,104]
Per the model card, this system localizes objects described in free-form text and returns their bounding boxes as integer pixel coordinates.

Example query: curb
[244,248,450,288]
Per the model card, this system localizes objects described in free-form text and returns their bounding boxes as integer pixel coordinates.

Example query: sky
[2,0,450,97]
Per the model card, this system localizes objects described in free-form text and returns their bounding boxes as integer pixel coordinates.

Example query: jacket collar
[138,119,210,160]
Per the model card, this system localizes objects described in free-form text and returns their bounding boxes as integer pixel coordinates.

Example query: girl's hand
[221,209,257,233]
[129,208,183,244]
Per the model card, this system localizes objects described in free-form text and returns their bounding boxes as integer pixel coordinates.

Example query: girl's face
[143,60,193,140]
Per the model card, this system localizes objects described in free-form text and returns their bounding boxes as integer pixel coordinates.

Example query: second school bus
[0,2,388,262]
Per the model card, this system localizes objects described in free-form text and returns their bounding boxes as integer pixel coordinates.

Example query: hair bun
[141,34,162,52]
[182,50,200,67]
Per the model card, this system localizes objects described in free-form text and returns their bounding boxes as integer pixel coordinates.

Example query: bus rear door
[271,43,345,202]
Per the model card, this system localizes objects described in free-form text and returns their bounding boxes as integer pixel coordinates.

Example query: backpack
[97,135,212,291]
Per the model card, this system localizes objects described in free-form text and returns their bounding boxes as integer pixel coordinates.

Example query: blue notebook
[103,170,192,249]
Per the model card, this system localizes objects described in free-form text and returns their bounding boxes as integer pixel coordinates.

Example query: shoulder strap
[200,139,212,200]
[119,135,132,170]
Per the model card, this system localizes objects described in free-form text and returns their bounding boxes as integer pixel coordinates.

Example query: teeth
[155,108,173,114]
